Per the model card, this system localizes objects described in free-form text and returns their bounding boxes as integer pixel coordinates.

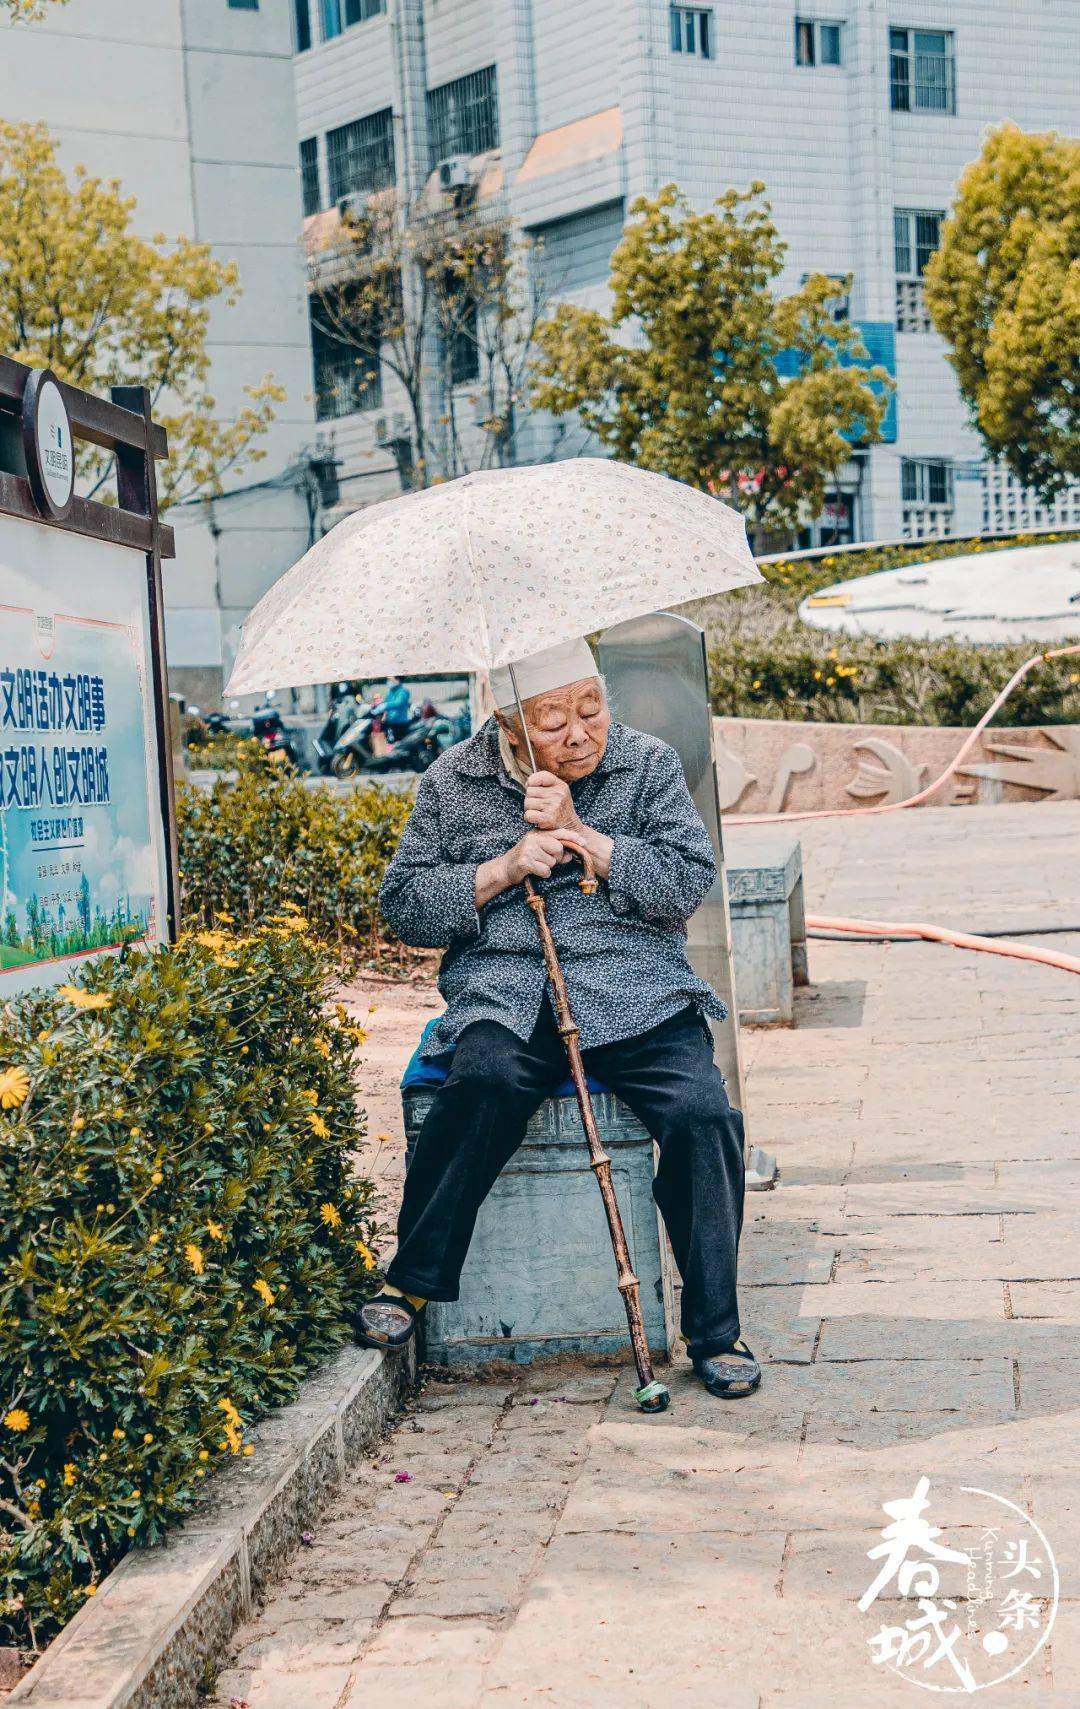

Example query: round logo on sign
[23,369,75,520]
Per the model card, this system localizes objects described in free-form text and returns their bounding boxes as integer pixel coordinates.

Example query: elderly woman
[356,638,759,1399]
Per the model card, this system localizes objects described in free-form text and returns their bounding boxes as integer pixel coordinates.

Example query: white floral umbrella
[225,459,760,695]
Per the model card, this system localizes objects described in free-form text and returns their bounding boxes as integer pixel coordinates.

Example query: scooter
[312,695,362,774]
[330,701,452,778]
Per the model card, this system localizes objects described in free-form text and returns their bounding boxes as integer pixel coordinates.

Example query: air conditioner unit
[374,412,410,448]
[337,190,370,222]
[437,155,473,193]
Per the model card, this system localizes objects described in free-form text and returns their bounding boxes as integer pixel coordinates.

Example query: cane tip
[634,1380,671,1413]
[578,877,599,896]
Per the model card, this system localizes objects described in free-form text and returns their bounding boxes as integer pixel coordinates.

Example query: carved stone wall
[714,718,1080,814]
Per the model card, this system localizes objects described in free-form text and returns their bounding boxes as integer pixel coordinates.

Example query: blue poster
[0,517,168,993]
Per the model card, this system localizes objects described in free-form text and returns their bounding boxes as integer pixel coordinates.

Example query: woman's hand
[524,770,581,832]
[475,831,573,906]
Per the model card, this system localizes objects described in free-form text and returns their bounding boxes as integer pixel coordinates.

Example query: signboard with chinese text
[0,511,170,992]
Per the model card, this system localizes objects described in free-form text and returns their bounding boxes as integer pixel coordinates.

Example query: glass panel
[928,463,949,505]
[820,23,841,64]
[914,212,942,273]
[889,27,908,50]
[699,10,711,57]
[889,53,910,110]
[670,6,682,51]
[795,19,814,64]
[321,0,341,40]
[300,138,320,217]
[893,211,911,276]
[294,0,311,51]
[901,461,918,502]
[914,30,947,54]
[427,67,500,164]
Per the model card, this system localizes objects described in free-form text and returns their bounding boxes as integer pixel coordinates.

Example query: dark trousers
[386,1001,746,1360]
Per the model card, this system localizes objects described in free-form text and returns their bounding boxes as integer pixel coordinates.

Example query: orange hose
[806,913,1080,976]
[728,641,1080,827]
[726,640,1080,977]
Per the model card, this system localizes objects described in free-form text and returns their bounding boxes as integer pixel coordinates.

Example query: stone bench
[726,833,808,1026]
[400,1028,677,1369]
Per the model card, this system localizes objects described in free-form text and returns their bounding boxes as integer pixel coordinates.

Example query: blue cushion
[400,1016,610,1096]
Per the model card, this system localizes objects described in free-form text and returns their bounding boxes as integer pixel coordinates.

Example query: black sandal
[354,1293,421,1350]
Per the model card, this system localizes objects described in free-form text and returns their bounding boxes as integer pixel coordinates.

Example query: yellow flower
[319,1202,341,1229]
[218,1397,243,1453]
[184,1243,205,1276]
[207,1220,224,1241]
[214,955,239,970]
[375,1132,392,1144]
[143,1433,153,1444]
[253,1277,275,1305]
[3,1408,30,1432]
[300,1089,319,1105]
[71,1115,85,1132]
[151,1171,163,1185]
[84,1584,97,1598]
[751,679,761,690]
[354,1239,377,1271]
[313,1037,331,1059]
[62,1463,77,1486]
[56,985,112,1011]
[198,1449,209,1461]
[242,1443,255,1457]
[194,930,230,953]
[214,910,234,923]
[308,1112,330,1140]
[112,1428,125,1440]
[0,1066,30,1109]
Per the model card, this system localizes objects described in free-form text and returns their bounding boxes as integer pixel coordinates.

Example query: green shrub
[0,926,380,1649]
[688,530,1080,726]
[177,748,415,957]
[184,732,266,772]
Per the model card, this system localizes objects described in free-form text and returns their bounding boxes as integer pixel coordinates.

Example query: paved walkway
[211,801,1080,1709]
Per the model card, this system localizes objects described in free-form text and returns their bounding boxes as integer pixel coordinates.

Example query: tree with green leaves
[531,183,891,542]
[0,121,283,508]
[925,123,1080,501]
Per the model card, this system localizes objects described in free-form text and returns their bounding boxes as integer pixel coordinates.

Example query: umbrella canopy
[226,458,761,695]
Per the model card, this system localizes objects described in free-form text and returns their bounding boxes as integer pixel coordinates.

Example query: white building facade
[294,0,1080,547]
[0,0,319,703]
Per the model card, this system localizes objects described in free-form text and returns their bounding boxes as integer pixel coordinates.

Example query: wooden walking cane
[509,666,670,1414]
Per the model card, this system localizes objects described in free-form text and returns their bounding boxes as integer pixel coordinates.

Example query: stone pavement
[209,801,1080,1708]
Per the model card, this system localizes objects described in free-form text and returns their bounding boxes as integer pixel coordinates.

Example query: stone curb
[11,1342,414,1709]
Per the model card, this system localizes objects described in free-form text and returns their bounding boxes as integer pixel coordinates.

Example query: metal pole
[507,663,669,1413]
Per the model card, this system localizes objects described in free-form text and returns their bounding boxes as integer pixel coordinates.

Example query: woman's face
[505,676,611,781]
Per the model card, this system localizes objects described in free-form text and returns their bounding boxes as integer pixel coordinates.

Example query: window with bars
[890,28,955,113]
[670,6,713,57]
[327,110,395,205]
[427,66,500,164]
[228,0,259,10]
[294,0,311,51]
[310,301,382,420]
[300,139,320,217]
[893,207,943,332]
[901,458,953,507]
[795,18,843,65]
[447,299,480,386]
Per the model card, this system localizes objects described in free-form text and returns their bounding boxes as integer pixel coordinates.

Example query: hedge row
[692,530,1080,726]
[177,751,414,957]
[0,925,380,1649]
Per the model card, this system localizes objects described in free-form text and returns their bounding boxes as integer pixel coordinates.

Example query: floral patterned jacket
[379,717,726,1057]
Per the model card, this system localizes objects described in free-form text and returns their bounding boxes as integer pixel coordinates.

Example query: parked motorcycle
[330,700,452,778]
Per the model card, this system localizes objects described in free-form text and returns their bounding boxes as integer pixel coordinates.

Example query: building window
[228,0,259,9]
[294,0,311,51]
[801,272,850,320]
[890,28,955,113]
[327,109,396,205]
[901,458,954,538]
[893,207,943,332]
[300,138,320,217]
[982,462,1080,535]
[670,6,713,57]
[447,298,480,387]
[321,0,384,36]
[795,18,843,65]
[310,301,382,419]
[427,66,500,165]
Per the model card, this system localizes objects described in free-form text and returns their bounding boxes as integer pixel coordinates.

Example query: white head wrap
[489,637,597,711]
